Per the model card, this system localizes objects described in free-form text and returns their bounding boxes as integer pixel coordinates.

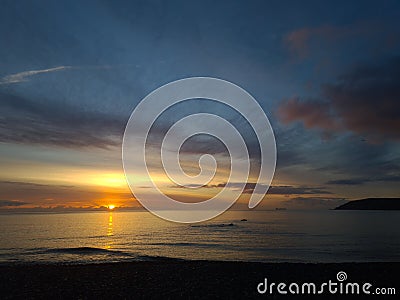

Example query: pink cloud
[284,22,392,59]
[277,97,340,131]
[277,57,400,142]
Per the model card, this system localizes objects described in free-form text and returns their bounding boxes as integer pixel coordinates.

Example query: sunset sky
[1,0,399,211]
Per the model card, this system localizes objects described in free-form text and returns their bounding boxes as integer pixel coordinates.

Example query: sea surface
[1,210,400,264]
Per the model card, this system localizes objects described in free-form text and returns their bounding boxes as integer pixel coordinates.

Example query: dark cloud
[285,24,354,59]
[277,97,339,132]
[327,174,400,185]
[276,146,306,168]
[322,57,400,141]
[311,137,400,185]
[0,181,74,188]
[171,182,331,195]
[146,98,261,156]
[171,183,227,189]
[144,98,264,183]
[284,22,399,59]
[0,181,78,203]
[0,200,29,207]
[0,180,132,205]
[241,184,331,195]
[277,57,400,142]
[326,178,367,185]
[284,197,346,209]
[0,92,126,148]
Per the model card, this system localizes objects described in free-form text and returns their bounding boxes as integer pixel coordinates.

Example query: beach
[1,261,399,299]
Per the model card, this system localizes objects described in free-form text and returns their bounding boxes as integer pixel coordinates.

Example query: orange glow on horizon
[89,173,127,188]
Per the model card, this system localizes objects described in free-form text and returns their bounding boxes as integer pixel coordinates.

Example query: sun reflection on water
[106,212,113,249]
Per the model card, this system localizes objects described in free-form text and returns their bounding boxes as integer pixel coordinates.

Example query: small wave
[43,247,125,255]
[136,255,187,262]
[146,242,222,248]
[190,223,236,228]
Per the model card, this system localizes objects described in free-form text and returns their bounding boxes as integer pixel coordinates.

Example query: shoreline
[1,261,399,299]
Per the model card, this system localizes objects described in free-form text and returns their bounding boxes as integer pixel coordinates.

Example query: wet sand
[1,261,399,299]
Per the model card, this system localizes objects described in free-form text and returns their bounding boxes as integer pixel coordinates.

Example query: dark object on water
[240,219,247,222]
[275,207,287,211]
[335,198,400,210]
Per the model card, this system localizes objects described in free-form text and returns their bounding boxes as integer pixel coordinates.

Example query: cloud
[326,178,367,185]
[145,98,262,157]
[242,184,331,195]
[0,66,71,85]
[310,137,400,185]
[327,175,400,185]
[267,185,331,195]
[0,91,126,148]
[0,65,121,85]
[171,182,331,195]
[277,57,400,142]
[0,200,29,207]
[284,25,346,59]
[284,197,346,209]
[0,180,133,207]
[277,97,340,132]
[284,22,398,59]
[0,181,74,188]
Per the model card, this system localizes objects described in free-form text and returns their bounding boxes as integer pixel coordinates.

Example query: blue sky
[0,0,399,210]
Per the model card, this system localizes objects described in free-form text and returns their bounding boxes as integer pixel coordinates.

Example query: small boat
[275,207,287,211]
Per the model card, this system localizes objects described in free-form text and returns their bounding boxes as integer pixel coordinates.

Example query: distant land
[335,198,400,210]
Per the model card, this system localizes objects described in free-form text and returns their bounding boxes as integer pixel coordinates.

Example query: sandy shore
[1,261,399,299]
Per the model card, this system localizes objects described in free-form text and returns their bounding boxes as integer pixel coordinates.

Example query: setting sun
[107,205,115,210]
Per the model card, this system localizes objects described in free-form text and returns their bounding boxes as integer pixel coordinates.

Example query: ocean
[1,210,400,264]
